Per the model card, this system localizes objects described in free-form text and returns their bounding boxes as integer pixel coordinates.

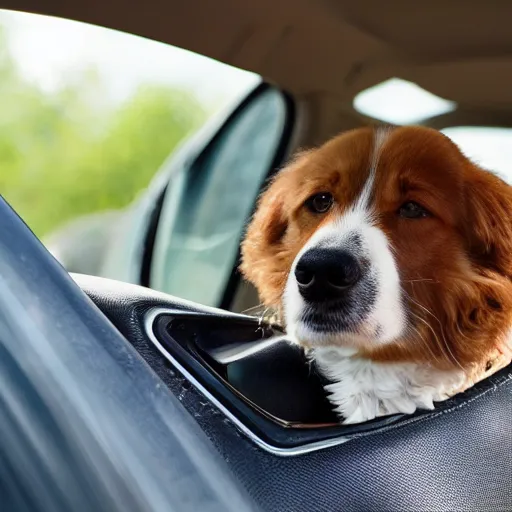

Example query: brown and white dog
[240,125,512,424]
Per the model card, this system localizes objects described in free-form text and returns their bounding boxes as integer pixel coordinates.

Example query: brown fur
[240,126,512,374]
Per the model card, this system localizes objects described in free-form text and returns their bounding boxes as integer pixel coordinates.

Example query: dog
[240,125,512,424]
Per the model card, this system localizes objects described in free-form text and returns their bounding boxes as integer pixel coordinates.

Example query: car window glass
[151,88,287,306]
[442,126,512,183]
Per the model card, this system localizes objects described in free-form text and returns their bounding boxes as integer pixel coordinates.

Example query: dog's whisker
[407,310,445,365]
[404,290,466,372]
[241,303,284,328]
[406,317,442,365]
[455,322,472,342]
[241,303,267,315]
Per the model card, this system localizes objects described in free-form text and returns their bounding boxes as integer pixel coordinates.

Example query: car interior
[1,1,511,511]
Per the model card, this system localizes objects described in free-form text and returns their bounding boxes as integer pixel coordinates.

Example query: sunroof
[353,78,456,125]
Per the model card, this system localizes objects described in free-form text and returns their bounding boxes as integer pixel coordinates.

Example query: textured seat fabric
[75,274,512,512]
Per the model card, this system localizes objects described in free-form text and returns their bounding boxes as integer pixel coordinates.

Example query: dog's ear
[465,166,512,278]
[241,150,311,253]
[240,177,288,278]
[249,184,288,245]
[239,172,293,307]
[240,150,311,305]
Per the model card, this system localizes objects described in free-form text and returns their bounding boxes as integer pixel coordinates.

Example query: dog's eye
[398,201,430,219]
[305,192,333,214]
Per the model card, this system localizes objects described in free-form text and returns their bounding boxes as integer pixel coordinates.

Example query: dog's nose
[294,248,361,302]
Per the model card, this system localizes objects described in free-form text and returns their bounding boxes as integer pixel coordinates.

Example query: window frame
[141,82,296,309]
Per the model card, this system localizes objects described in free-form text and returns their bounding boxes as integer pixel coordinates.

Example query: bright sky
[2,9,512,182]
[0,9,258,110]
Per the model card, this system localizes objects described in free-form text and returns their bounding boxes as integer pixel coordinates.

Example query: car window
[0,9,259,280]
[442,126,512,183]
[150,88,288,307]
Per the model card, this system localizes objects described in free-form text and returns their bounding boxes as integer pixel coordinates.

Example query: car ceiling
[2,0,512,134]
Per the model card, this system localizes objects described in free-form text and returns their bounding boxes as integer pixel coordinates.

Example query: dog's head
[241,126,512,370]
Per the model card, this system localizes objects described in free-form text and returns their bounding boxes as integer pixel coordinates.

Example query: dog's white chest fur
[312,347,465,424]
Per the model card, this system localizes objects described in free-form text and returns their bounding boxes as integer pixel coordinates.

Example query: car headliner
[2,1,512,134]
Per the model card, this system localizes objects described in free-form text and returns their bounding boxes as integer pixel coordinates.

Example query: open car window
[0,9,259,285]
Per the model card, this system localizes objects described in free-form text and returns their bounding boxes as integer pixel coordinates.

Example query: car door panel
[74,272,512,512]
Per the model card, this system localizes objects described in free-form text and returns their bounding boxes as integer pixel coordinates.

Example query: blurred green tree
[0,27,206,236]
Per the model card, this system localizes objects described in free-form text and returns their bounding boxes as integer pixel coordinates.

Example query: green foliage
[0,29,206,236]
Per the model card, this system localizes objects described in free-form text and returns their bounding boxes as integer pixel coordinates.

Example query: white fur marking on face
[284,126,406,347]
[355,125,391,211]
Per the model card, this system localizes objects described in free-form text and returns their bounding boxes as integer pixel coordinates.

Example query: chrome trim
[144,307,350,457]
[207,335,290,365]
